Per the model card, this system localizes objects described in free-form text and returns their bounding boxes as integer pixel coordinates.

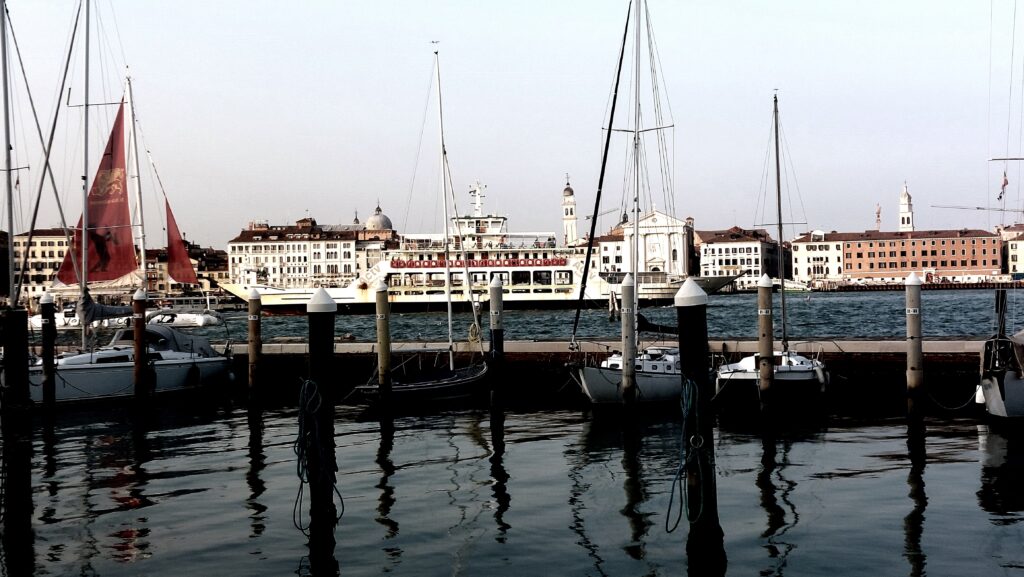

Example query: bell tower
[898,181,914,232]
[562,175,578,246]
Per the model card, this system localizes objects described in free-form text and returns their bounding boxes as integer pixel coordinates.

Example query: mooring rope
[292,378,344,536]
[665,376,703,533]
[927,384,983,412]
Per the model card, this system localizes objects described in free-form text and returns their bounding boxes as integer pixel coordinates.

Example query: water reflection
[489,407,510,541]
[903,433,927,577]
[247,406,267,539]
[977,426,1024,519]
[620,423,652,561]
[375,417,398,538]
[2,412,35,576]
[757,435,798,576]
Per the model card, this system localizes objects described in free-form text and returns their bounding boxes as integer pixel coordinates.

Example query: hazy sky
[2,1,1020,248]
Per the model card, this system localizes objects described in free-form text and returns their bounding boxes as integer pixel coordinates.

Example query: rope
[927,384,982,412]
[665,376,703,532]
[292,378,344,536]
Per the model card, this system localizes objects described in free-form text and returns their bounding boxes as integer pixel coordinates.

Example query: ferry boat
[221,184,732,313]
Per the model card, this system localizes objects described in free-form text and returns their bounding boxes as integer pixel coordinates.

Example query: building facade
[226,209,398,288]
[794,229,1002,283]
[696,226,780,290]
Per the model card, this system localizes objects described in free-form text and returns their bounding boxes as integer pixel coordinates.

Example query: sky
[1,1,1021,249]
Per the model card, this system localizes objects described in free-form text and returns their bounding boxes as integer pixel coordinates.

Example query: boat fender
[186,364,201,388]
[814,367,828,388]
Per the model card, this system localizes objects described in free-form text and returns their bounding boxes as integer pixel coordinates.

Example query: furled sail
[165,199,198,285]
[55,100,139,288]
[76,287,132,326]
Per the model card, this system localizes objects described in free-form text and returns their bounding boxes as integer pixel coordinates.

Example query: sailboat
[978,290,1024,421]
[21,1,230,402]
[352,50,488,404]
[573,0,685,405]
[714,95,827,405]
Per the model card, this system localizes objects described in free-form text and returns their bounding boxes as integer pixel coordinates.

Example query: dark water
[172,289,1021,345]
[6,405,1022,576]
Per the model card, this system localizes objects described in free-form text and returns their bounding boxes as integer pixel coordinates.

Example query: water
[7,405,1022,576]
[38,289,1024,347]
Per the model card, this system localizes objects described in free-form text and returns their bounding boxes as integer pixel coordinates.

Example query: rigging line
[1005,0,1018,220]
[402,59,435,233]
[753,114,774,230]
[778,118,809,238]
[570,0,632,343]
[644,3,673,211]
[10,1,84,297]
[102,0,129,72]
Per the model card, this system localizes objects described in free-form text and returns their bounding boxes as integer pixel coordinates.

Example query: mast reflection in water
[3,407,1021,575]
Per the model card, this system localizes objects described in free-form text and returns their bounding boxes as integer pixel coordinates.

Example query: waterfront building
[696,226,781,290]
[226,209,398,289]
[793,228,1002,283]
[11,228,66,303]
[790,230,845,283]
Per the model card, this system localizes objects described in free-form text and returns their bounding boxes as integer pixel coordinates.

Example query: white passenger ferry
[222,183,731,313]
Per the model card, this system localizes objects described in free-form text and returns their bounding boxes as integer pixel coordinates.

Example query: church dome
[365,205,393,230]
[563,179,574,197]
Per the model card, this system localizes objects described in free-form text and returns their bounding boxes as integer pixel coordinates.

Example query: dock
[223,338,985,413]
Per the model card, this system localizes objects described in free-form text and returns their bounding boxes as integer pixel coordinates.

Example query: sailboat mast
[435,49,455,371]
[1,0,14,303]
[631,0,642,322]
[773,93,788,350]
[81,0,91,348]
[127,75,146,290]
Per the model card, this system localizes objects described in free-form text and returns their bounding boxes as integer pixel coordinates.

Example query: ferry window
[489,271,509,285]
[471,273,487,285]
[533,271,552,285]
[511,271,531,285]
[555,270,573,285]
[449,273,464,286]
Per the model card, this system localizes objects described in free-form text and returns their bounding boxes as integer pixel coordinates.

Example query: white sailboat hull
[979,372,1024,419]
[578,366,683,404]
[26,357,231,403]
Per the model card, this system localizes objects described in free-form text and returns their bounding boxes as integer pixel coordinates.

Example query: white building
[790,230,845,283]
[562,179,578,246]
[696,226,779,290]
[11,228,69,304]
[227,209,396,288]
[898,182,915,232]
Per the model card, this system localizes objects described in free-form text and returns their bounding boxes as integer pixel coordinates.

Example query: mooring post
[756,273,774,411]
[488,276,505,405]
[305,288,339,574]
[40,293,56,408]
[675,278,726,574]
[620,274,636,404]
[132,289,149,398]
[374,280,392,404]
[1,306,28,409]
[905,272,924,431]
[247,288,262,391]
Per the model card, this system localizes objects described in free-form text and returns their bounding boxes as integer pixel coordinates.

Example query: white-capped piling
[40,293,56,408]
[304,288,338,569]
[247,288,262,391]
[374,281,392,403]
[757,273,775,405]
[620,274,637,403]
[132,289,149,398]
[489,276,505,405]
[488,276,504,364]
[674,279,725,563]
[905,272,924,426]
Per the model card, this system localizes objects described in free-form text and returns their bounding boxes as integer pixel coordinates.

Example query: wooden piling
[905,272,924,429]
[675,278,726,573]
[756,273,774,409]
[247,288,262,391]
[305,288,339,574]
[0,307,28,408]
[488,276,505,406]
[374,281,392,403]
[40,293,56,408]
[133,289,149,398]
[620,274,636,404]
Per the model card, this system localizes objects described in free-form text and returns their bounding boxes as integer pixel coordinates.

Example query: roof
[15,227,67,237]
[696,226,774,245]
[792,229,999,243]
[228,225,358,243]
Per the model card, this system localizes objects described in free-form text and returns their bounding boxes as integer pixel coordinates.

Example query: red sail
[166,199,198,285]
[55,101,138,285]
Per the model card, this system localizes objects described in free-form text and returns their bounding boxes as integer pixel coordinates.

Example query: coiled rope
[293,378,344,535]
[665,376,704,533]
